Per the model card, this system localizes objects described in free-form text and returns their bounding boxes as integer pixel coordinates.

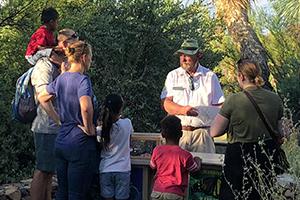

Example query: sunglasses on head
[58,30,79,41]
[70,33,79,39]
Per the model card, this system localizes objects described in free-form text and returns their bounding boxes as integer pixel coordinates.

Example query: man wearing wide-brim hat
[160,38,225,153]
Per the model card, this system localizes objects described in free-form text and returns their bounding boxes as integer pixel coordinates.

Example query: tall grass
[224,103,300,199]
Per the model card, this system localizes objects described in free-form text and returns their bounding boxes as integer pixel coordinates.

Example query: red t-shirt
[150,145,198,197]
[25,25,56,56]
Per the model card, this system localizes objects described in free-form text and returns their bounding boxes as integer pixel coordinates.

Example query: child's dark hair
[41,7,59,24]
[160,115,182,141]
[101,94,124,149]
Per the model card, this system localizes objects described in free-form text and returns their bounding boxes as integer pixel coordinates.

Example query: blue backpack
[12,67,37,123]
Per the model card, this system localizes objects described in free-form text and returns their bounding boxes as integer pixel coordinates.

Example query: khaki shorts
[180,128,215,153]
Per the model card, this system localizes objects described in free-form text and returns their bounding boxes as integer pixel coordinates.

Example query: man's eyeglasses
[188,75,195,91]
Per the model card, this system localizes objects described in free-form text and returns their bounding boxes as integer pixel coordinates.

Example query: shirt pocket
[173,86,185,102]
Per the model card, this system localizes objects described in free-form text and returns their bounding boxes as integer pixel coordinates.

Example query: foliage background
[0,0,299,183]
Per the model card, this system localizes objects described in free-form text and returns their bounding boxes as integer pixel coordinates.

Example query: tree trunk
[215,0,273,90]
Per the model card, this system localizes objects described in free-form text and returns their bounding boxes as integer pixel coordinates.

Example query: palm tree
[273,0,300,43]
[273,0,300,24]
[214,0,273,90]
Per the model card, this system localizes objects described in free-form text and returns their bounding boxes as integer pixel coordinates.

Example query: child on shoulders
[97,94,133,200]
[25,7,60,65]
[150,115,201,200]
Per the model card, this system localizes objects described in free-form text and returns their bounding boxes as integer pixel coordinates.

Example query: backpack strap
[243,90,280,147]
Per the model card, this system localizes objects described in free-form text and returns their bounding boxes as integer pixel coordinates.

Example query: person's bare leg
[30,170,53,200]
[46,173,54,200]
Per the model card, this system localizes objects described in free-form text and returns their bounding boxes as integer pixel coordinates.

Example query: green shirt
[220,86,283,143]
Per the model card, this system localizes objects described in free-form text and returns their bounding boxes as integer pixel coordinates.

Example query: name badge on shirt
[173,86,184,90]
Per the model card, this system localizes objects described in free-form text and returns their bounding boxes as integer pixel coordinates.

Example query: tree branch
[0,1,34,27]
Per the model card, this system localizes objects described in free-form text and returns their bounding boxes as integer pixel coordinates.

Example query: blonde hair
[65,40,91,64]
[237,59,265,87]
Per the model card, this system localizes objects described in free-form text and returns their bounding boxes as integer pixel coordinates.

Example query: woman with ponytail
[39,40,98,200]
[97,94,133,200]
[210,59,285,199]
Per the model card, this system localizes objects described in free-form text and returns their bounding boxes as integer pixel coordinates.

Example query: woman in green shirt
[210,59,284,200]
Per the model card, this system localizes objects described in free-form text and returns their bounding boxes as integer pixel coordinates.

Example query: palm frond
[272,0,300,24]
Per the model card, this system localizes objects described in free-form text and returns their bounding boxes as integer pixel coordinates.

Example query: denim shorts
[151,191,184,200]
[34,132,56,172]
[100,171,130,199]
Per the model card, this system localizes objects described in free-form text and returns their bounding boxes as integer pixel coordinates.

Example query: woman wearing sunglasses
[38,40,98,200]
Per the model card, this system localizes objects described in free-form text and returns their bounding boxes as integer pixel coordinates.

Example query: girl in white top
[97,94,133,200]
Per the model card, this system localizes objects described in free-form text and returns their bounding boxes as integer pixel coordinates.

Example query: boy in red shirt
[150,115,202,200]
[25,7,59,65]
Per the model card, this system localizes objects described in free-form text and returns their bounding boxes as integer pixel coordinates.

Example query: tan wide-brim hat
[174,38,200,56]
